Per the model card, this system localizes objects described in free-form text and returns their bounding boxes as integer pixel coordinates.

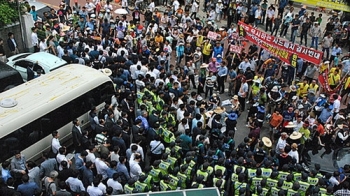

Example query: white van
[7,52,67,81]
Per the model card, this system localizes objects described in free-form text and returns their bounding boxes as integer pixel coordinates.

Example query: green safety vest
[137,92,144,105]
[168,174,179,190]
[214,165,226,176]
[197,170,209,182]
[286,189,299,196]
[247,168,257,178]
[293,172,302,181]
[266,178,278,188]
[270,187,280,196]
[233,165,246,173]
[278,171,289,181]
[156,97,164,111]
[298,181,310,196]
[319,187,328,195]
[252,177,263,189]
[207,166,214,176]
[213,177,226,189]
[234,182,247,195]
[135,181,148,192]
[261,168,272,178]
[140,172,153,189]
[181,164,193,179]
[162,129,175,143]
[150,168,161,183]
[166,114,176,127]
[231,173,239,182]
[281,181,293,191]
[124,184,136,194]
[261,187,269,196]
[307,177,319,186]
[177,172,188,189]
[160,180,171,191]
[167,156,177,169]
[159,160,171,175]
[191,182,204,188]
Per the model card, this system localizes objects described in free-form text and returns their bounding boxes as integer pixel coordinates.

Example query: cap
[50,171,58,178]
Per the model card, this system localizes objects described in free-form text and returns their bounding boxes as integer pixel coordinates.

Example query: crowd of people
[2,0,350,195]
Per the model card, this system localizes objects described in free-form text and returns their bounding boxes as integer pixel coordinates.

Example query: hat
[100,68,112,76]
[90,14,96,18]
[324,61,330,64]
[62,25,70,32]
[308,89,315,94]
[212,93,217,97]
[218,0,222,2]
[217,54,222,58]
[320,94,326,98]
[228,112,238,121]
[213,107,225,114]
[257,106,265,113]
[205,111,213,118]
[219,27,225,31]
[271,86,279,92]
[100,8,106,12]
[253,79,261,83]
[50,171,58,178]
[233,95,238,100]
[200,63,209,68]
[86,27,91,31]
[290,85,297,91]
[292,95,298,100]
[298,104,304,109]
[285,122,296,128]
[290,131,302,140]
[106,9,111,12]
[262,137,272,147]
[207,21,212,25]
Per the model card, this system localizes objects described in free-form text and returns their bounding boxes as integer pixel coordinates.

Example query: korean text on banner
[293,0,350,12]
[207,31,219,40]
[229,45,242,54]
[238,21,323,65]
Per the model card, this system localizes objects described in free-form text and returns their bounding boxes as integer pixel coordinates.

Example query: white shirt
[148,2,155,12]
[95,158,109,180]
[51,138,61,154]
[288,150,299,163]
[191,2,199,13]
[275,137,287,154]
[56,154,69,171]
[129,160,142,179]
[86,150,96,163]
[173,0,180,11]
[333,99,340,113]
[266,9,275,18]
[177,109,185,121]
[87,186,103,196]
[107,179,123,194]
[149,141,165,154]
[39,41,48,52]
[31,32,38,47]
[122,0,128,7]
[293,120,303,132]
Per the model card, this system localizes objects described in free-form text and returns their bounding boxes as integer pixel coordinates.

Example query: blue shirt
[213,46,224,58]
[176,45,184,57]
[2,168,11,182]
[17,182,40,196]
[217,66,228,77]
[136,116,149,130]
[30,10,38,21]
[331,47,342,56]
[228,70,237,79]
[319,109,332,123]
[116,163,130,181]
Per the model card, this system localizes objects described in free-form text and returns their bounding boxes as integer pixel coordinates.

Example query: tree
[0,0,19,26]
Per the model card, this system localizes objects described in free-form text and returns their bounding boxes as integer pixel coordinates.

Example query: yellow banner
[293,0,350,12]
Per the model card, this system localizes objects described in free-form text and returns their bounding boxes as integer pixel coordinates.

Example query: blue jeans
[290,29,297,43]
[310,37,319,50]
[322,47,330,60]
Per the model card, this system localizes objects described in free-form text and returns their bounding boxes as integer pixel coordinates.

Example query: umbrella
[114,8,128,15]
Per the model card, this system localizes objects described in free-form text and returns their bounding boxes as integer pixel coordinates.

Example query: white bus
[0,64,115,163]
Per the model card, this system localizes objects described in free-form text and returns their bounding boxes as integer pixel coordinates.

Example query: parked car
[0,61,24,92]
[7,52,67,81]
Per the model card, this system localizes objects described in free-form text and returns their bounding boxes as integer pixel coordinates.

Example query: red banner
[207,31,219,40]
[229,45,242,54]
[238,21,323,65]
[318,69,346,95]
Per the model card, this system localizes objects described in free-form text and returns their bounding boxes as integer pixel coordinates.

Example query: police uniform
[234,181,247,195]
[168,174,180,190]
[150,167,162,184]
[159,160,171,175]
[135,181,149,192]
[261,167,272,178]
[177,171,189,189]
[160,180,172,191]
[124,184,137,194]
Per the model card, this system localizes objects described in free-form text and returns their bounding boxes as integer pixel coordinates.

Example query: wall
[0,14,34,57]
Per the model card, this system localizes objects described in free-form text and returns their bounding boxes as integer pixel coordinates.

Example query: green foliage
[0,0,19,26]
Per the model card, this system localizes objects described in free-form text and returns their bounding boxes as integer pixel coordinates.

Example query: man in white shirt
[172,0,180,12]
[107,173,124,194]
[333,94,340,119]
[87,178,103,196]
[238,58,251,73]
[51,131,61,155]
[129,153,142,179]
[275,132,288,154]
[56,147,70,171]
[31,27,39,52]
[190,0,199,18]
[148,0,155,12]
[85,146,96,163]
[95,153,109,180]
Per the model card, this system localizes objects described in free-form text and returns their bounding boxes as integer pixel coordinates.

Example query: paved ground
[28,0,345,171]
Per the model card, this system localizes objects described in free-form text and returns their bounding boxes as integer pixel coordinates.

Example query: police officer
[159,175,172,191]
[159,154,171,175]
[124,179,138,194]
[135,175,150,193]
[150,160,163,185]
[177,164,191,189]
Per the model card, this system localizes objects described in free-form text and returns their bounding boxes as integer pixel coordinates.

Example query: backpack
[42,177,54,196]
